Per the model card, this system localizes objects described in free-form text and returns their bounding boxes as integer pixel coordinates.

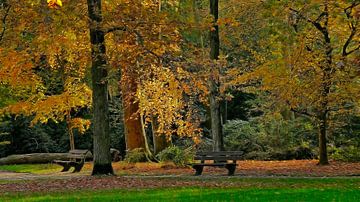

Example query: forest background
[0,0,359,171]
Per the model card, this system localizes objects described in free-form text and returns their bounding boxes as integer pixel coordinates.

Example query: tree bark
[87,0,114,175]
[317,2,331,165]
[121,68,147,151]
[0,153,93,165]
[318,112,329,165]
[152,117,170,155]
[209,0,223,151]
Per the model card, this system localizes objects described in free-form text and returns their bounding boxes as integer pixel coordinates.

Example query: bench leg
[225,164,236,176]
[73,163,84,173]
[193,165,204,176]
[61,164,71,172]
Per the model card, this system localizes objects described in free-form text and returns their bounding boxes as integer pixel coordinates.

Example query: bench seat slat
[67,154,87,159]
[196,151,244,155]
[194,156,242,161]
[192,163,237,166]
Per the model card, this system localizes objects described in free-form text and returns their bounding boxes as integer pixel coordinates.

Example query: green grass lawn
[0,164,359,201]
[1,187,359,202]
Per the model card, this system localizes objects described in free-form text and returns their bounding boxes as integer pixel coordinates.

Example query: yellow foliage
[47,0,62,8]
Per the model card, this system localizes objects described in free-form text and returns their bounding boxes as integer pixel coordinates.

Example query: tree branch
[289,7,330,42]
[0,5,11,43]
[104,26,126,34]
[345,44,360,56]
[290,107,315,118]
[342,2,360,56]
[104,25,162,61]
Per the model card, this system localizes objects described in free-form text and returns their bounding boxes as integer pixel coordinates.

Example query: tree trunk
[0,153,93,165]
[66,112,75,150]
[209,0,223,151]
[87,0,114,175]
[152,117,170,155]
[311,1,331,165]
[318,112,329,165]
[121,69,147,151]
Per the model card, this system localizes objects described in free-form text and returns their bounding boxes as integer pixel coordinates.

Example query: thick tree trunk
[87,0,114,175]
[0,153,93,165]
[209,0,223,151]
[121,69,147,151]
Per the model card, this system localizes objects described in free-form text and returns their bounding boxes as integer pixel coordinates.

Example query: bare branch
[289,7,330,42]
[345,44,360,56]
[104,26,126,34]
[342,2,360,56]
[0,5,11,43]
[290,107,315,118]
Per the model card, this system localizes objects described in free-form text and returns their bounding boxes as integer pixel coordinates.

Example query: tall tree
[209,0,223,151]
[121,66,147,151]
[239,0,360,165]
[87,0,113,175]
[286,0,359,165]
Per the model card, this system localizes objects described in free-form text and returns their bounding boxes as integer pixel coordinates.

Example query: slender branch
[290,107,315,118]
[104,26,126,34]
[133,30,162,61]
[345,44,360,56]
[0,5,11,43]
[342,2,360,56]
[104,24,162,61]
[289,7,329,41]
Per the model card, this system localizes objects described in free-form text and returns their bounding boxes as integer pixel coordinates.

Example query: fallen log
[0,152,93,165]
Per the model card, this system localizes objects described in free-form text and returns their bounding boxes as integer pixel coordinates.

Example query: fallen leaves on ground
[99,160,360,177]
[1,160,360,193]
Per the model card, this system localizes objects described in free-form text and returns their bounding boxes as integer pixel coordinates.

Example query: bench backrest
[68,150,90,160]
[69,149,89,155]
[194,151,244,161]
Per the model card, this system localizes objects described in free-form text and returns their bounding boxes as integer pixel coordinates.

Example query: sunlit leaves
[47,0,62,8]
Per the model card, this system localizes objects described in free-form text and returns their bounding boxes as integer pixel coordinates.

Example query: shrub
[156,146,194,167]
[331,146,360,162]
[223,118,318,160]
[124,148,148,163]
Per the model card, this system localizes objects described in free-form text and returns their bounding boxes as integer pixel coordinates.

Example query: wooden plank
[194,157,242,161]
[195,151,244,156]
[192,163,236,166]
[68,154,85,159]
[69,150,89,155]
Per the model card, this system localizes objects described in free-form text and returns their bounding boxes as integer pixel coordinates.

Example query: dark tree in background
[209,0,223,151]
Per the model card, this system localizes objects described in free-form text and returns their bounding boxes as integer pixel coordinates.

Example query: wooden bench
[191,151,244,176]
[53,150,90,173]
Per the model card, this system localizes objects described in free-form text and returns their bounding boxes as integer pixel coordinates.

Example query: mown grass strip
[1,187,360,202]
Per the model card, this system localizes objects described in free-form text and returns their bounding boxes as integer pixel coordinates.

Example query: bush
[331,146,360,162]
[124,148,148,163]
[223,119,266,153]
[156,146,194,167]
[223,117,317,160]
